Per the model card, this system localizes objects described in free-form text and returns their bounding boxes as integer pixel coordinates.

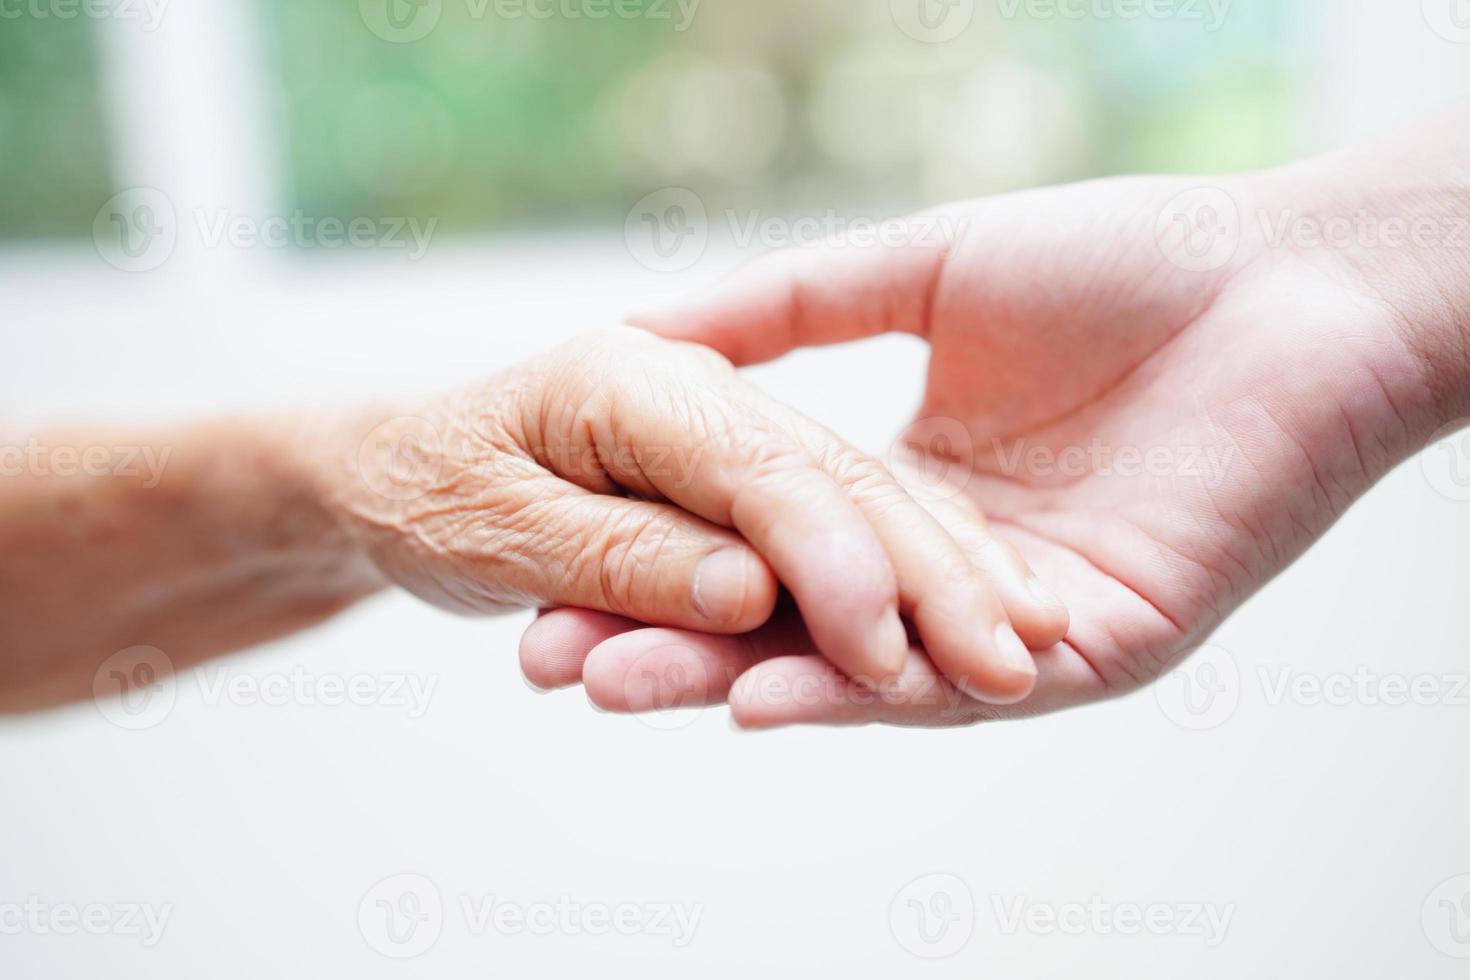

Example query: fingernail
[693,549,752,626]
[1026,574,1064,612]
[994,624,1037,677]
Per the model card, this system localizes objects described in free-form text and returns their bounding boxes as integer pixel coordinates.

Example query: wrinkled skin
[522,145,1470,727]
[326,326,1066,703]
[1,325,1063,711]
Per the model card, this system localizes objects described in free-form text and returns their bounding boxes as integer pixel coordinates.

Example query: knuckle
[695,401,774,462]
[817,444,896,495]
[547,326,656,392]
[726,442,821,530]
[531,344,611,417]
[964,532,1011,568]
[568,323,650,353]
[592,512,681,612]
[676,340,736,376]
[742,442,821,493]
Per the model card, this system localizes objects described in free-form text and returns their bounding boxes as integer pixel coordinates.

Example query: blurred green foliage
[0,19,111,239]
[0,0,1301,239]
[264,0,672,229]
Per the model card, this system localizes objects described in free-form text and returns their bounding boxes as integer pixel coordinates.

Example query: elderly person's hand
[520,108,1470,727]
[1,326,1065,711]
[320,326,1066,698]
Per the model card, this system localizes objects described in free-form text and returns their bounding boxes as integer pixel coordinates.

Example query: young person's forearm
[0,416,385,712]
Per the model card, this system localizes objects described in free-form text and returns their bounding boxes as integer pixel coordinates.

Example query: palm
[536,172,1431,725]
[900,176,1416,704]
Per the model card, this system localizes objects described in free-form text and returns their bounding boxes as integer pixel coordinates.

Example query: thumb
[627,208,960,365]
[518,485,779,635]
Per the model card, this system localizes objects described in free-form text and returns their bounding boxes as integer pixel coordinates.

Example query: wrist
[252,408,395,601]
[274,392,512,610]
[287,377,564,616]
[1261,109,1470,436]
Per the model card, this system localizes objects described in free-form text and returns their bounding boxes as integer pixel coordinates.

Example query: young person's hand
[521,110,1470,727]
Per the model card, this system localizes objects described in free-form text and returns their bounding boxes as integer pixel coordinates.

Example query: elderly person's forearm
[0,417,383,711]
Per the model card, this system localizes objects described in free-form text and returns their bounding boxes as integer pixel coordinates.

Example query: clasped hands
[337,322,1069,723]
[322,146,1464,729]
[3,114,1461,722]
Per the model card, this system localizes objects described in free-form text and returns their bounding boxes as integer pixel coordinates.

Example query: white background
[4,1,1470,977]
